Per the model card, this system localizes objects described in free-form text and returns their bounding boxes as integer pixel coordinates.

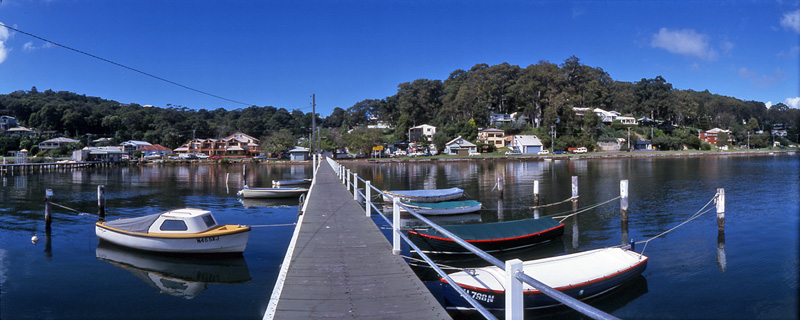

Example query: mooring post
[620,179,629,222]
[353,173,359,200]
[242,164,246,186]
[571,176,579,200]
[716,188,725,233]
[505,259,524,320]
[497,174,504,197]
[533,180,540,206]
[365,180,372,217]
[392,197,401,255]
[45,189,53,232]
[97,185,106,221]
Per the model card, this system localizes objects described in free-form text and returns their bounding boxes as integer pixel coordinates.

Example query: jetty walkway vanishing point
[264,159,450,319]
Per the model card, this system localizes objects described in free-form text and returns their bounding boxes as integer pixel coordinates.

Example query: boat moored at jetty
[383,187,464,203]
[408,217,564,254]
[95,208,251,254]
[400,200,482,216]
[272,179,312,187]
[441,247,648,310]
[237,186,308,199]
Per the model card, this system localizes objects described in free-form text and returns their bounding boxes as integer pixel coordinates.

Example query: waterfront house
[408,124,436,143]
[72,146,124,162]
[120,140,152,154]
[4,126,35,135]
[174,132,260,157]
[139,144,173,158]
[510,135,544,154]
[288,146,310,161]
[477,128,506,148]
[39,137,80,150]
[634,140,653,151]
[444,136,478,155]
[698,128,731,145]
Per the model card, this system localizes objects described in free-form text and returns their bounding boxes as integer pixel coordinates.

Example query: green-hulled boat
[408,217,564,254]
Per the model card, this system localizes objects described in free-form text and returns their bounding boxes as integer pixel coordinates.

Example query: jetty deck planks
[268,160,450,319]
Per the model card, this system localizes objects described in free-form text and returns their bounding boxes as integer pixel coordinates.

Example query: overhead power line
[0,23,254,107]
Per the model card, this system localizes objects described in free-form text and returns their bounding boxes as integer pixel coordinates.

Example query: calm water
[1,155,798,319]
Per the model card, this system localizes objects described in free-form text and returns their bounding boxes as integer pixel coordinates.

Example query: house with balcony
[699,128,732,145]
[120,140,152,154]
[39,137,80,150]
[173,132,260,157]
[408,124,436,143]
[477,128,506,148]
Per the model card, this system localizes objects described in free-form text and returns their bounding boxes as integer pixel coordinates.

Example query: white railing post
[366,180,372,217]
[342,167,346,184]
[353,173,359,200]
[505,259,524,320]
[392,197,401,255]
[346,169,351,191]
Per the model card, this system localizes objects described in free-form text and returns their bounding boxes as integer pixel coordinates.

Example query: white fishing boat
[237,186,308,199]
[441,247,648,310]
[95,208,250,254]
[400,200,482,215]
[271,178,312,187]
[383,187,464,203]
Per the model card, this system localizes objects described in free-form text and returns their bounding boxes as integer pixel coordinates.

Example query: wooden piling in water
[571,176,579,200]
[716,188,725,233]
[533,180,540,206]
[45,189,53,232]
[97,185,106,221]
[497,174,504,197]
[620,179,629,222]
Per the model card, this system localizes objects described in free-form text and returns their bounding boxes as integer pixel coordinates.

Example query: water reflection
[96,243,251,299]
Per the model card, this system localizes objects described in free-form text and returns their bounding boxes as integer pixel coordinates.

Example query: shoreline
[355,149,798,163]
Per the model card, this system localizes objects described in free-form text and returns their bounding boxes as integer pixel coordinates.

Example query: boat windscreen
[103,213,162,233]
[202,214,217,228]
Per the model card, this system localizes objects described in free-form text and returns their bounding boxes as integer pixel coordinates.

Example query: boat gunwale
[441,251,648,295]
[96,223,251,239]
[409,223,564,243]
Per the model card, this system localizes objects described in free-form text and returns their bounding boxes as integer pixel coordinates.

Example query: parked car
[575,147,588,153]
[538,150,550,155]
[553,150,565,154]
[196,153,209,159]
[210,155,223,160]
[505,151,521,155]
[254,154,270,159]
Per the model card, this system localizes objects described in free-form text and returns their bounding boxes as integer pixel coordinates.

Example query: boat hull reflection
[96,242,251,299]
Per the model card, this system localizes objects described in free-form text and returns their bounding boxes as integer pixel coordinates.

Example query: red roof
[138,144,171,151]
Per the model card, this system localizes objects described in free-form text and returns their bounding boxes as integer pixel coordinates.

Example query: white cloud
[0,21,10,64]
[780,10,800,34]
[651,28,718,61]
[766,101,773,109]
[785,97,800,109]
[22,41,53,52]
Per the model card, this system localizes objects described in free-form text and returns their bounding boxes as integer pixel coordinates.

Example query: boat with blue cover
[441,247,648,310]
[401,200,482,215]
[408,217,564,254]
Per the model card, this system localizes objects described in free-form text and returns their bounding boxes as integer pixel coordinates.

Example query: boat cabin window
[201,214,217,228]
[160,220,188,231]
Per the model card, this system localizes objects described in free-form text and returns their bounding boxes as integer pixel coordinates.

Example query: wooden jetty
[1,161,116,175]
[265,160,450,319]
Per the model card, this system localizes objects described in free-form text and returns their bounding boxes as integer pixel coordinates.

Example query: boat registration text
[197,236,220,243]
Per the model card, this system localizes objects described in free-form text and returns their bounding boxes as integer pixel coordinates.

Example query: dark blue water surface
[1,154,798,319]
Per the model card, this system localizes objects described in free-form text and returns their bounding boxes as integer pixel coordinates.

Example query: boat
[272,178,312,187]
[382,187,464,203]
[441,247,648,310]
[237,186,308,199]
[400,200,482,215]
[408,217,564,254]
[95,208,251,254]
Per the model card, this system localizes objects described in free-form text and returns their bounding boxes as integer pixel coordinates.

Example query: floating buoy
[31,234,39,244]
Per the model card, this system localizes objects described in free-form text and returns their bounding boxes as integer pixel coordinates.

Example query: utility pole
[747,131,750,149]
[311,94,316,156]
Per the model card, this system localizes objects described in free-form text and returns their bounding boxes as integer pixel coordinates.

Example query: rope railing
[328,157,620,320]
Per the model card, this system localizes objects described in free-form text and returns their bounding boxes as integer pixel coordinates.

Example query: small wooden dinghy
[441,247,648,310]
[95,208,250,254]
[383,187,464,203]
[400,200,482,215]
[408,217,564,254]
[237,186,308,199]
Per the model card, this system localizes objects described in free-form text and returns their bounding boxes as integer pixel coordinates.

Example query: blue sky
[1,0,798,117]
